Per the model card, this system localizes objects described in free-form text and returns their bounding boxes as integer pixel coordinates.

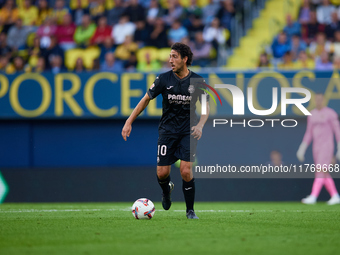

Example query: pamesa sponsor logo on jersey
[168,94,192,104]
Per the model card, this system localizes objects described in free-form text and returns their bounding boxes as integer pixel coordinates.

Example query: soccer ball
[132,198,155,220]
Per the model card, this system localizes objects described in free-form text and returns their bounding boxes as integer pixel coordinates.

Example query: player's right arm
[121,93,151,141]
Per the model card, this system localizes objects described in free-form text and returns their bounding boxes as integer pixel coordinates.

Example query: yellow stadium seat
[179,0,209,7]
[26,33,36,48]
[69,0,89,10]
[209,48,216,59]
[83,46,101,69]
[158,48,171,62]
[65,48,84,70]
[137,47,159,63]
[160,0,168,9]
[105,0,115,10]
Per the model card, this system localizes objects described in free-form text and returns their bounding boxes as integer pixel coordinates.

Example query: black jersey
[147,70,208,135]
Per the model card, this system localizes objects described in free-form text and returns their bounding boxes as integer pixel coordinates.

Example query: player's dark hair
[171,42,193,66]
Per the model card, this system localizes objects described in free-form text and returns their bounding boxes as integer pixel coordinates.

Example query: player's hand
[296,142,307,162]
[122,123,132,141]
[336,143,340,161]
[296,150,305,162]
[191,125,203,140]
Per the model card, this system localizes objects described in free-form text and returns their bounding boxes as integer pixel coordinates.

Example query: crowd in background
[0,0,233,73]
[262,0,340,70]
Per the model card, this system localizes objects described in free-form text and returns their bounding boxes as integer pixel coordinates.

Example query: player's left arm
[329,109,340,161]
[191,103,209,140]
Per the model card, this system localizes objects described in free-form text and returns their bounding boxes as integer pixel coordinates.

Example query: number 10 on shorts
[158,145,167,156]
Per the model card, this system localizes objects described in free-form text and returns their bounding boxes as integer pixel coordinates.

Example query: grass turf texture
[1,202,340,255]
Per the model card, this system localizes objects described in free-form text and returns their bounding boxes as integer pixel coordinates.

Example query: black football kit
[147,70,208,166]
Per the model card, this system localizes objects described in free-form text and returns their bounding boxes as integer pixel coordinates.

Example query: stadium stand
[2,0,336,72]
[0,0,242,72]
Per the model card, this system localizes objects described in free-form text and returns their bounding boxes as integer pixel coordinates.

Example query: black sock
[157,175,170,195]
[182,178,195,212]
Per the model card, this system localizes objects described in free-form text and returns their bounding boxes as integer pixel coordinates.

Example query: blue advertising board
[0,70,340,118]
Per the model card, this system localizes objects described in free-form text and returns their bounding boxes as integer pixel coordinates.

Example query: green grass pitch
[1,202,340,255]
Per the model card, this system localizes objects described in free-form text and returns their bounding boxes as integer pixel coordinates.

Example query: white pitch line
[0,209,335,213]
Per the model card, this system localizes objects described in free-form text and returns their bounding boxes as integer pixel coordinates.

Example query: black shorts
[157,134,198,166]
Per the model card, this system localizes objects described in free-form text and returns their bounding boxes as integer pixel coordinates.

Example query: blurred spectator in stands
[147,17,168,48]
[134,20,150,48]
[111,15,136,45]
[333,55,340,68]
[302,10,325,44]
[36,18,57,48]
[315,50,333,69]
[0,55,10,72]
[56,13,76,51]
[277,51,294,69]
[202,0,220,26]
[216,0,235,31]
[137,51,161,72]
[30,56,45,72]
[115,35,138,63]
[257,52,272,68]
[309,32,331,58]
[182,0,202,28]
[325,11,340,39]
[190,31,212,67]
[12,56,25,72]
[27,36,42,68]
[36,0,53,26]
[267,150,284,167]
[311,0,322,8]
[107,0,125,26]
[283,14,301,38]
[0,0,19,34]
[100,52,123,72]
[271,31,291,59]
[291,35,307,61]
[146,0,163,25]
[90,15,111,45]
[0,32,12,59]
[181,36,190,45]
[163,0,183,26]
[50,54,65,73]
[294,50,315,69]
[203,17,227,51]
[7,18,31,50]
[299,0,311,25]
[186,15,204,40]
[331,30,340,56]
[89,0,106,23]
[317,0,335,25]
[168,20,188,45]
[139,0,151,9]
[124,0,145,23]
[52,0,70,25]
[124,51,137,71]
[74,57,85,72]
[99,37,115,62]
[41,35,64,69]
[19,0,38,26]
[74,14,96,47]
[72,0,90,26]
[92,57,100,71]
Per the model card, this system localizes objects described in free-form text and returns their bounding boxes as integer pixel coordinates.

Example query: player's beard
[173,61,185,74]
